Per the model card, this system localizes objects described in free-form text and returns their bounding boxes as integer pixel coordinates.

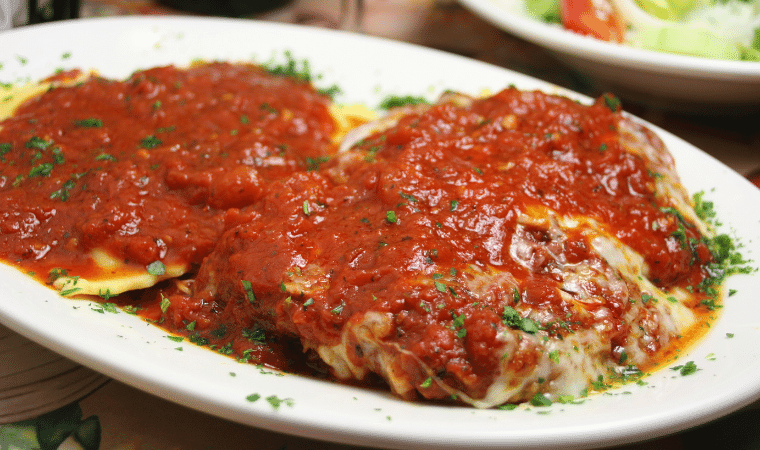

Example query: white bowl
[459,0,760,111]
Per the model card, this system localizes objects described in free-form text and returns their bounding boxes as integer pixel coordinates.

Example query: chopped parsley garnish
[265,395,295,409]
[265,51,313,83]
[379,95,429,110]
[25,136,53,150]
[449,312,467,338]
[331,301,345,315]
[0,142,10,161]
[502,306,541,334]
[305,156,330,171]
[317,84,341,99]
[700,298,722,310]
[29,162,54,177]
[123,305,141,315]
[146,260,166,276]
[602,93,621,112]
[59,287,81,296]
[94,153,117,161]
[51,147,64,165]
[211,324,228,338]
[530,393,552,407]
[692,191,717,222]
[512,288,521,304]
[242,327,267,345]
[75,118,103,128]
[159,295,171,313]
[140,135,162,149]
[189,333,209,346]
[217,343,234,355]
[386,210,398,223]
[260,102,278,115]
[399,191,418,203]
[670,222,687,248]
[672,360,698,376]
[241,280,257,305]
[47,267,68,283]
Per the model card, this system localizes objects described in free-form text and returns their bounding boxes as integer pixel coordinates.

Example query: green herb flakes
[602,93,621,112]
[159,295,171,313]
[530,393,552,407]
[671,361,698,376]
[29,162,54,177]
[25,136,52,150]
[331,302,345,315]
[146,260,166,276]
[75,118,103,128]
[265,395,295,409]
[241,280,257,305]
[379,95,428,110]
[140,135,162,149]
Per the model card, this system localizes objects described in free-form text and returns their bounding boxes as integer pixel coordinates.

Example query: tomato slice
[560,0,625,43]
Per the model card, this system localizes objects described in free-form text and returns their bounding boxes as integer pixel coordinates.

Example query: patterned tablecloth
[1,1,760,449]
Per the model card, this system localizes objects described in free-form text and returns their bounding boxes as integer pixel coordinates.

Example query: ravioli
[0,62,368,296]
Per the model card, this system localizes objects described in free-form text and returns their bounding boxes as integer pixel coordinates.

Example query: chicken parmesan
[0,61,735,408]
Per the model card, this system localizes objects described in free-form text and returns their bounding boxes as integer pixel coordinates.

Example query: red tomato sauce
[150,89,714,399]
[0,62,336,278]
[0,67,718,401]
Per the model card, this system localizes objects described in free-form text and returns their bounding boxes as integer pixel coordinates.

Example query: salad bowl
[460,0,760,111]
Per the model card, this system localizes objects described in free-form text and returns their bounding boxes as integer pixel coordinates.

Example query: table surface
[2,1,760,449]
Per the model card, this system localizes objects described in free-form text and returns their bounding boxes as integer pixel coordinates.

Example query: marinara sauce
[0,62,336,280]
[0,66,720,403]
[157,89,717,401]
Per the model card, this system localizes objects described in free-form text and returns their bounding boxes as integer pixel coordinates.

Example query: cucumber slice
[638,26,742,59]
[635,0,698,20]
[526,0,562,23]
